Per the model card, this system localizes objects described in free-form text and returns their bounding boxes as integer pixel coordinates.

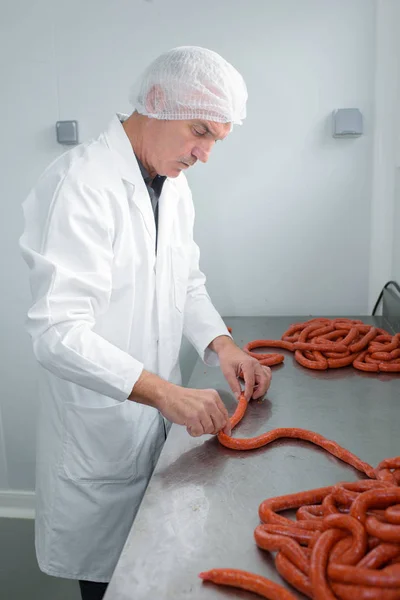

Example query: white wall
[0,0,61,492]
[0,0,380,494]
[368,0,400,309]
[391,2,400,284]
[193,2,376,318]
[394,170,400,282]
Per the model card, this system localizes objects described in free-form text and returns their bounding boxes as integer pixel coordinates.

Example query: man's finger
[210,392,231,435]
[187,423,204,437]
[209,408,225,434]
[223,367,242,399]
[210,412,231,436]
[242,364,255,401]
[213,394,232,436]
[252,365,272,399]
[263,366,272,391]
[200,415,216,435]
[221,422,232,436]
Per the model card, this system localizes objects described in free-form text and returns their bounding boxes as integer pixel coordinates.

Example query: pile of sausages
[199,395,400,599]
[243,318,400,373]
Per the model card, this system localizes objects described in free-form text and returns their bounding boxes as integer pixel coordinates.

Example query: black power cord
[372,280,400,315]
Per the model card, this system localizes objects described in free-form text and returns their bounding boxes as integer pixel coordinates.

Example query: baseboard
[0,490,35,519]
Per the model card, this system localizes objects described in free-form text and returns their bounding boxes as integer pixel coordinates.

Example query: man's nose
[192,143,213,163]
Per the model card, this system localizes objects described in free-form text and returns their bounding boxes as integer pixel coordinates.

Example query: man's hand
[161,385,231,437]
[210,336,272,401]
[129,370,231,437]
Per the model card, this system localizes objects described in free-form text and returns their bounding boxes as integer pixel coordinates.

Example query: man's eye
[193,128,206,136]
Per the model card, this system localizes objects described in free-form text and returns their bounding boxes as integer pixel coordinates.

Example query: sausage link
[243,319,400,375]
[199,568,298,599]
[201,319,400,599]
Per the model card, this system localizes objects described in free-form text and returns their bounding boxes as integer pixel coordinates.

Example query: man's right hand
[129,370,231,437]
[161,385,231,437]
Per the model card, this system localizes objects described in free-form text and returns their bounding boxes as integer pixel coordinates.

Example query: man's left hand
[210,336,272,401]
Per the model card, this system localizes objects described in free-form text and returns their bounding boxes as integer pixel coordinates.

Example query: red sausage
[199,568,298,599]
[218,395,376,476]
[244,319,400,375]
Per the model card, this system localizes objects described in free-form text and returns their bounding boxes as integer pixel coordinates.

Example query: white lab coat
[19,115,230,582]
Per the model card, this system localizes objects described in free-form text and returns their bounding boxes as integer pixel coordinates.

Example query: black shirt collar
[135,155,166,188]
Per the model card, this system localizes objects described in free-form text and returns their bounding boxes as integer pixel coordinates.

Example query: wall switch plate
[332,109,363,137]
[56,120,79,145]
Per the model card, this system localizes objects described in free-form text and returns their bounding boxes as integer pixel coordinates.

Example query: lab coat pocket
[171,246,189,313]
[63,400,136,483]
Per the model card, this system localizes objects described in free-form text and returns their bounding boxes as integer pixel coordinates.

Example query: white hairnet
[129,46,247,125]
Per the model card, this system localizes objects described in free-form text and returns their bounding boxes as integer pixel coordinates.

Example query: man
[20,46,271,600]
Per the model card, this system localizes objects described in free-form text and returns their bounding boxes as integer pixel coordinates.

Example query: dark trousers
[79,580,109,600]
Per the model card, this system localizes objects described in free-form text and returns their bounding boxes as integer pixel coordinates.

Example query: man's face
[145,119,231,178]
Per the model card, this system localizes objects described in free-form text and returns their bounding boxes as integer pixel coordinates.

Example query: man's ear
[145,84,166,114]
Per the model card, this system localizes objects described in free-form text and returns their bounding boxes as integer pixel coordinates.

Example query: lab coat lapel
[157,178,180,259]
[156,178,179,312]
[124,178,156,245]
[103,115,156,244]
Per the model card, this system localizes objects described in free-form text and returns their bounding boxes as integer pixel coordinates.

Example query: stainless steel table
[105,316,399,600]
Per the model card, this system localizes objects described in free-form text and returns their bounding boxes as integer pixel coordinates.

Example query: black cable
[372,280,400,315]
